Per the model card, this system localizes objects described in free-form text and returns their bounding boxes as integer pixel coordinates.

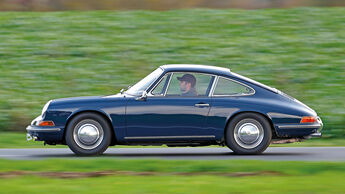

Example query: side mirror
[136,91,147,101]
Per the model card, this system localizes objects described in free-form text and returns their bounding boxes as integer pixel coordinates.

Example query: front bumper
[26,125,61,133]
[26,125,63,142]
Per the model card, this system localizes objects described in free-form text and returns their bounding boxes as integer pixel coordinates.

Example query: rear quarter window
[213,77,254,96]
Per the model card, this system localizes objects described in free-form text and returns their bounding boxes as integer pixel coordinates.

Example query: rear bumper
[275,117,323,138]
[309,132,322,138]
[276,123,322,130]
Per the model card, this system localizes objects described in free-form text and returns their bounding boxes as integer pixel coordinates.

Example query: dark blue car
[26,64,322,155]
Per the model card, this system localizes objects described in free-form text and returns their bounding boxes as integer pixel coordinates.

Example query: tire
[65,113,112,156]
[225,113,272,154]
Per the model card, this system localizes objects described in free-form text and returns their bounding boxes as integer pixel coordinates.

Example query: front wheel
[225,113,272,154]
[65,113,112,156]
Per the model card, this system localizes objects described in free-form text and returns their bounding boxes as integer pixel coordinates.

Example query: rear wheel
[65,113,111,156]
[225,113,272,154]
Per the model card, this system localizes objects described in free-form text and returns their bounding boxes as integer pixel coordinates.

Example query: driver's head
[177,74,196,93]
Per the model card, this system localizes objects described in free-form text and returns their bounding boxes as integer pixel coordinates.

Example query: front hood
[52,96,103,103]
[50,93,127,107]
[41,94,127,127]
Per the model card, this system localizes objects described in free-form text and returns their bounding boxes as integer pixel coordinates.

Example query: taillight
[300,116,316,123]
[38,121,55,126]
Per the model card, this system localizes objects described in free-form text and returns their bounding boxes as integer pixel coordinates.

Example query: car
[26,64,323,155]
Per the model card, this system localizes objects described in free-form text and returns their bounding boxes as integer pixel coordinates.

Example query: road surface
[0,147,344,160]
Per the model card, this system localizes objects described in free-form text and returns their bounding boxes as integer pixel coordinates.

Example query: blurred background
[0,1,344,193]
[1,0,345,11]
[0,0,344,139]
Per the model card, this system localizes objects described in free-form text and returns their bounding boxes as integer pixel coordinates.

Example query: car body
[26,64,322,155]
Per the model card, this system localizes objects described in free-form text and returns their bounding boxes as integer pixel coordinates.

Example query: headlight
[41,100,52,115]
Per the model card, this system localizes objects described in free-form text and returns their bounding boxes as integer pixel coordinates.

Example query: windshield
[125,68,163,96]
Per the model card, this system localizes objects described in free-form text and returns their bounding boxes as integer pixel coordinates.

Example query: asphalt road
[0,147,344,161]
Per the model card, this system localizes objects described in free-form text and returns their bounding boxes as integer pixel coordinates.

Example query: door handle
[194,103,210,107]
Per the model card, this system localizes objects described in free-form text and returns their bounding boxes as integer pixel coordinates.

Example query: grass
[1,132,345,148]
[0,8,344,138]
[0,159,344,193]
[1,158,345,173]
[2,173,344,193]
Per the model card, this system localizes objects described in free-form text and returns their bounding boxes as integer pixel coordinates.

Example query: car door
[207,76,257,139]
[125,72,216,141]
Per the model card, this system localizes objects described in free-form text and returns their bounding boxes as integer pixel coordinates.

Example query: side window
[166,72,214,97]
[151,74,170,96]
[213,77,254,96]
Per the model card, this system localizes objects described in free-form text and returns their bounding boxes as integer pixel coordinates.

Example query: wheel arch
[223,111,277,142]
[63,110,117,146]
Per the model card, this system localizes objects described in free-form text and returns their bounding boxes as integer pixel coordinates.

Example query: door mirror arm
[136,91,147,101]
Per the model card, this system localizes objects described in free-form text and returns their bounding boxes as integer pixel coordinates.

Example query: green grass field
[0,159,344,193]
[0,7,344,139]
[2,173,344,193]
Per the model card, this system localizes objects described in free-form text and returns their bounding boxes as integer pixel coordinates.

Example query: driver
[177,74,197,96]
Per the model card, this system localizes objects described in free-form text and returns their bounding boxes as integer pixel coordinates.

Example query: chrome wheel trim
[78,124,99,145]
[73,119,104,150]
[234,119,264,149]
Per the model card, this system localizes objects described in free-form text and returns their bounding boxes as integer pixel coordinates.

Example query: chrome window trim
[208,76,219,97]
[147,72,173,96]
[211,76,256,97]
[143,67,165,96]
[148,71,216,97]
[163,72,173,96]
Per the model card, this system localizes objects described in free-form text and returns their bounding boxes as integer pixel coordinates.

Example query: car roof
[160,64,231,76]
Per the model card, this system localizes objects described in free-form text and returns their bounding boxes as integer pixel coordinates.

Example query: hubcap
[73,119,104,150]
[238,123,260,144]
[234,119,264,149]
[78,124,99,145]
